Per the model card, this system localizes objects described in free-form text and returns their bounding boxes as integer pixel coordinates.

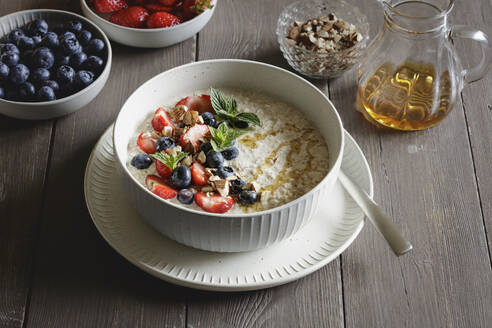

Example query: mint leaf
[209,123,246,152]
[210,139,221,152]
[210,88,237,116]
[151,151,187,170]
[235,112,261,127]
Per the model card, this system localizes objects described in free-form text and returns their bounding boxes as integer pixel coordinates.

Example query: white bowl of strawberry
[113,59,344,252]
[80,0,216,48]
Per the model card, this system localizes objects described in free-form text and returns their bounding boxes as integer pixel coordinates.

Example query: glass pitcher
[357,0,490,131]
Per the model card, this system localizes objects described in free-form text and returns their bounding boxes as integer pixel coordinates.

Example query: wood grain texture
[21,2,195,327]
[188,1,343,328]
[330,1,492,327]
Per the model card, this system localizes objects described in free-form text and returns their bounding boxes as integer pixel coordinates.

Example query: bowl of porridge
[113,59,344,252]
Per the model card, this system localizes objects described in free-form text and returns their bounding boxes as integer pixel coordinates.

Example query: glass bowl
[277,0,370,79]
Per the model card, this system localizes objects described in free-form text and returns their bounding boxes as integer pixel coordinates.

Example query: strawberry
[144,3,173,13]
[146,12,182,28]
[93,0,128,13]
[151,107,175,133]
[158,0,179,6]
[109,6,150,28]
[195,192,234,213]
[176,95,213,114]
[182,0,213,20]
[145,175,178,199]
[137,132,157,154]
[191,162,207,186]
[155,153,173,178]
[179,124,209,153]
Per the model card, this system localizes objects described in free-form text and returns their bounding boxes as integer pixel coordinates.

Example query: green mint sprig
[151,151,187,170]
[210,88,261,127]
[209,123,246,152]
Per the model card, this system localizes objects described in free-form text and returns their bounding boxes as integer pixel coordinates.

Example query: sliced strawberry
[93,0,128,13]
[191,162,207,186]
[137,132,157,154]
[176,95,213,114]
[158,0,179,6]
[151,107,175,133]
[146,11,181,27]
[146,175,177,199]
[155,154,173,178]
[144,3,173,13]
[109,6,150,28]
[195,192,234,213]
[179,124,209,153]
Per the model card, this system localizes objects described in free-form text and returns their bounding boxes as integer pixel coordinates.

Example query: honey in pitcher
[358,60,454,131]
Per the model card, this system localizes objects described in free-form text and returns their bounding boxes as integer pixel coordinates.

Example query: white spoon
[338,170,413,256]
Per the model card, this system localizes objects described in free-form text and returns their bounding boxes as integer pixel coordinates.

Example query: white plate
[84,125,373,291]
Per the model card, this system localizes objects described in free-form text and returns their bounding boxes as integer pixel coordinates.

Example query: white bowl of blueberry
[0,9,112,120]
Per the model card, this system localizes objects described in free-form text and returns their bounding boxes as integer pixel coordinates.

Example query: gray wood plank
[23,2,195,327]
[330,1,492,327]
[0,3,55,328]
[187,1,343,327]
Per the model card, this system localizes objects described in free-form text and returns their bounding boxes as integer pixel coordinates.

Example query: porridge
[127,88,329,214]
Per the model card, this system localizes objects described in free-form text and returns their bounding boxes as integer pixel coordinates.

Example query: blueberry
[0,87,4,99]
[1,43,19,54]
[230,179,245,194]
[221,146,239,160]
[8,29,25,43]
[61,37,81,55]
[156,137,175,152]
[56,65,75,84]
[18,82,36,101]
[42,80,59,93]
[216,166,234,179]
[56,52,71,66]
[28,19,48,36]
[60,31,76,41]
[206,151,224,168]
[1,51,20,67]
[0,62,9,81]
[86,38,104,53]
[234,120,250,129]
[84,55,104,72]
[74,70,94,89]
[199,141,212,154]
[177,189,194,205]
[201,112,216,126]
[9,64,29,85]
[41,32,59,48]
[37,86,56,101]
[131,154,152,169]
[239,190,259,205]
[32,47,55,69]
[170,165,192,189]
[66,20,83,33]
[70,52,87,69]
[77,30,92,46]
[17,36,35,51]
[31,67,50,85]
[32,35,42,46]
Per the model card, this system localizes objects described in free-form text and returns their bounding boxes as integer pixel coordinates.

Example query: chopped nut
[190,110,201,125]
[174,126,185,138]
[162,126,173,137]
[205,168,215,177]
[250,182,260,192]
[212,179,229,197]
[170,104,188,121]
[208,175,221,182]
[183,110,193,125]
[288,25,301,41]
[198,116,204,124]
[201,186,214,192]
[197,151,206,164]
[182,155,193,167]
[183,142,195,153]
[225,175,238,181]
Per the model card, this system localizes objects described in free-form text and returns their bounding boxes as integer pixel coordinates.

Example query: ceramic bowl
[0,9,112,120]
[80,0,217,48]
[113,59,344,252]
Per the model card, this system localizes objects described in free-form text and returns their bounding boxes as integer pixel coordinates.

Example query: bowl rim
[80,0,217,33]
[276,0,370,56]
[0,8,112,107]
[113,59,345,218]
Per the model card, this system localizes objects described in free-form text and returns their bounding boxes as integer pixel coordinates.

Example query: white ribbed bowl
[113,59,344,252]
[80,0,216,48]
[0,9,112,120]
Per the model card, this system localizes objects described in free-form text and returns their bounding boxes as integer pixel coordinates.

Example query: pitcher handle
[450,25,491,83]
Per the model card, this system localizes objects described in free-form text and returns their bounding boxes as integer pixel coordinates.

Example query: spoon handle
[338,170,413,256]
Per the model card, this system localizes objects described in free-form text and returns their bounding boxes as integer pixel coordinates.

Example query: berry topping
[137,132,157,154]
[216,166,234,179]
[155,156,173,178]
[221,146,239,160]
[201,111,216,127]
[179,124,209,153]
[206,151,224,168]
[94,0,129,13]
[191,162,208,186]
[177,189,194,205]
[145,174,178,200]
[199,141,213,154]
[146,12,182,28]
[155,136,175,152]
[239,190,259,205]
[152,107,175,133]
[109,6,150,28]
[195,192,235,214]
[176,94,213,114]
[230,179,245,194]
[131,153,152,169]
[170,165,192,189]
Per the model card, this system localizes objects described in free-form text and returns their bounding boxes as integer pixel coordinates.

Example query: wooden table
[1,0,491,327]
